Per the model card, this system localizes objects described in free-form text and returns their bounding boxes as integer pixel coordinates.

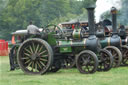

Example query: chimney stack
[111,7,117,33]
[86,7,95,35]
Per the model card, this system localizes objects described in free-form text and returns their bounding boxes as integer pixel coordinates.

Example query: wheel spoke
[35,44,40,53]
[113,53,117,57]
[27,61,33,67]
[86,66,90,71]
[39,50,47,55]
[38,46,43,53]
[21,57,29,60]
[40,58,48,62]
[39,61,46,67]
[31,61,34,72]
[24,48,32,54]
[29,45,34,54]
[32,42,36,52]
[64,59,68,67]
[24,52,31,57]
[108,49,112,53]
[37,61,42,69]
[35,61,38,72]
[82,57,85,61]
[65,59,69,67]
[25,59,31,64]
[41,55,48,57]
[88,62,94,66]
[112,50,116,55]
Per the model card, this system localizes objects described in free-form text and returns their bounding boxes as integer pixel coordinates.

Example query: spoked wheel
[9,45,19,70]
[97,49,113,71]
[76,50,98,74]
[121,46,128,65]
[63,56,76,69]
[104,46,122,67]
[48,60,61,72]
[17,38,53,75]
[49,66,61,72]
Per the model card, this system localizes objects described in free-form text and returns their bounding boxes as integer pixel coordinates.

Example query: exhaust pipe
[86,7,95,35]
[111,7,117,34]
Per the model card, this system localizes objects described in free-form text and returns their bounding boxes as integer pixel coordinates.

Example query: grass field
[0,56,128,85]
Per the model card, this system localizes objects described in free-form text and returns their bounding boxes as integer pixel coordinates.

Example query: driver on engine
[27,21,40,34]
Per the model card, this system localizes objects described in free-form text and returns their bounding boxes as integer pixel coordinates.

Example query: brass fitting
[111,7,117,14]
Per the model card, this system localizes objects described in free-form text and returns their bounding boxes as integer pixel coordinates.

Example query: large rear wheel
[17,38,53,75]
[76,50,98,74]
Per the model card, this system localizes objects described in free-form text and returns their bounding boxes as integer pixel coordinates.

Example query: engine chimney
[111,7,117,33]
[86,7,95,35]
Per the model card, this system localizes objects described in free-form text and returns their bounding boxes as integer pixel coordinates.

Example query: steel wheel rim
[122,48,128,65]
[63,56,75,69]
[78,53,95,73]
[98,51,111,71]
[19,41,50,74]
[107,48,119,67]
[13,46,19,68]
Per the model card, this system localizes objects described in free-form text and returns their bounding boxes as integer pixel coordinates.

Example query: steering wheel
[43,24,64,35]
[80,26,86,33]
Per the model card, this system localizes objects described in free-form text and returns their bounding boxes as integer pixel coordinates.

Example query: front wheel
[48,60,61,72]
[104,46,122,67]
[63,56,76,69]
[76,50,98,74]
[97,49,113,71]
[121,46,128,65]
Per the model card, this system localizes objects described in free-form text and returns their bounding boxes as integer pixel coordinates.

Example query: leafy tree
[119,0,128,25]
[40,0,70,25]
[0,0,96,40]
[0,0,43,39]
[0,0,9,12]
[82,0,97,8]
[69,0,83,14]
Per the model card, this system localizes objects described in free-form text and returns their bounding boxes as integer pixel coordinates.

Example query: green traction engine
[97,7,128,66]
[99,7,122,67]
[9,7,113,75]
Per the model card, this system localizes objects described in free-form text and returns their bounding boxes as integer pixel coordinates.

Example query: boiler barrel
[100,37,121,48]
[58,38,100,52]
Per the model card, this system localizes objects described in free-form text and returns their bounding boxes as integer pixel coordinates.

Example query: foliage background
[0,0,127,40]
[0,0,92,40]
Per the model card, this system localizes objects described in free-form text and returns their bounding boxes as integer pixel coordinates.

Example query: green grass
[0,56,128,85]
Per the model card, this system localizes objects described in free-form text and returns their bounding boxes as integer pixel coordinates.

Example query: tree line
[0,0,95,40]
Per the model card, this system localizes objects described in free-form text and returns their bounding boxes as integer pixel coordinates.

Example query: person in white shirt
[27,21,40,34]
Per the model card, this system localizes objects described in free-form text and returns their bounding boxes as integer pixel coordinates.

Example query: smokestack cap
[111,7,117,14]
[86,6,95,10]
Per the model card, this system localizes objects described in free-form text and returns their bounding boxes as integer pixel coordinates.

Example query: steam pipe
[86,7,95,35]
